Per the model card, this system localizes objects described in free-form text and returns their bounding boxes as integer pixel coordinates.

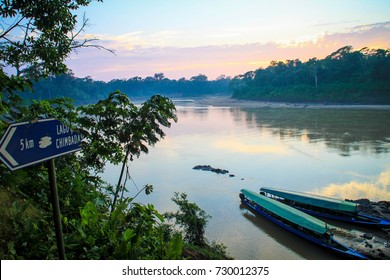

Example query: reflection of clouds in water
[378,169,390,186]
[314,169,390,201]
[301,129,310,143]
[214,138,290,155]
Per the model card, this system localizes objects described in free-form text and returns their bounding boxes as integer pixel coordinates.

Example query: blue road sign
[0,118,82,171]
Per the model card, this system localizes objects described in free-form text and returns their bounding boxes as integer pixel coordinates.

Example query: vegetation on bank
[0,89,231,260]
[24,46,390,106]
[0,1,229,260]
[24,72,231,105]
[230,46,390,104]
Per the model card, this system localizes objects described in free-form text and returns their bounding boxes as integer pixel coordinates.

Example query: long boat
[260,187,390,227]
[240,189,367,259]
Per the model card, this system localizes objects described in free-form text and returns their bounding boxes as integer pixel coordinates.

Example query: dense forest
[1,0,230,260]
[24,72,231,105]
[26,46,390,105]
[230,46,390,104]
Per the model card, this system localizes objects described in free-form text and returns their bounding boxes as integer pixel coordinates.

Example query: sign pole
[48,158,66,260]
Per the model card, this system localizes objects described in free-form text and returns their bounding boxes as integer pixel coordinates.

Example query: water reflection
[314,168,390,201]
[234,108,390,156]
[104,105,390,259]
[214,138,290,155]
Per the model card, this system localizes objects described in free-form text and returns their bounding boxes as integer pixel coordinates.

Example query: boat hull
[260,187,390,228]
[293,206,390,227]
[240,194,367,260]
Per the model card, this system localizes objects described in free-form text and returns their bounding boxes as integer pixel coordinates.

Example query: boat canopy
[260,187,358,213]
[241,189,328,235]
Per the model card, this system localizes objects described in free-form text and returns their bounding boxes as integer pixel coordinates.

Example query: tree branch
[69,13,116,55]
[71,38,116,55]
[0,16,25,39]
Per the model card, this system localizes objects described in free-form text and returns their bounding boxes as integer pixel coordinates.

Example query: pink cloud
[66,22,390,81]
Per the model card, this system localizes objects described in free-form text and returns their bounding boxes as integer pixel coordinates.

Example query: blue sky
[67,0,390,81]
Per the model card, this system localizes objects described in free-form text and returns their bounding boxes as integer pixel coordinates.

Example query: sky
[66,0,390,81]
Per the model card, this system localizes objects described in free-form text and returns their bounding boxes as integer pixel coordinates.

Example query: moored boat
[240,189,367,259]
[260,187,390,227]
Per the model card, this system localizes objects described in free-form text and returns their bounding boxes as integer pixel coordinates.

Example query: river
[102,100,390,259]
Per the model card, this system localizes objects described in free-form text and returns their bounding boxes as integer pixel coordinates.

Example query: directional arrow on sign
[0,127,18,166]
[0,119,82,171]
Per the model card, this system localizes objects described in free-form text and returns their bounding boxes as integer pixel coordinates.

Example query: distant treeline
[25,46,390,105]
[230,46,390,104]
[24,73,231,105]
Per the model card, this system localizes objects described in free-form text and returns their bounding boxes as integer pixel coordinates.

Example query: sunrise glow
[66,0,390,81]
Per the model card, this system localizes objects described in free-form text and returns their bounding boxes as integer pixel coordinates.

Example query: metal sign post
[48,158,66,260]
[0,119,82,260]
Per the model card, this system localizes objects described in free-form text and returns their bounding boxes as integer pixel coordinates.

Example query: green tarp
[241,189,328,235]
[260,187,358,213]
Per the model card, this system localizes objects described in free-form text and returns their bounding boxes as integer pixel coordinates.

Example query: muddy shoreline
[342,199,390,259]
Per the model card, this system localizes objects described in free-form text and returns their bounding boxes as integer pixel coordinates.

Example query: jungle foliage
[23,72,231,105]
[230,46,390,104]
[0,0,229,260]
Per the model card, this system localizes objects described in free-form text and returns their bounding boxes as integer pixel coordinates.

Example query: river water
[103,103,390,259]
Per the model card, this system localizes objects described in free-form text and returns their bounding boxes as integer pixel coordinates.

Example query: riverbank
[189,96,390,110]
[336,199,390,259]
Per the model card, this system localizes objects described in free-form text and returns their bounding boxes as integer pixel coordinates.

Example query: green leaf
[87,235,96,246]
[123,229,135,242]
[7,241,16,256]
[145,184,153,195]
[168,233,182,259]
[80,201,98,227]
